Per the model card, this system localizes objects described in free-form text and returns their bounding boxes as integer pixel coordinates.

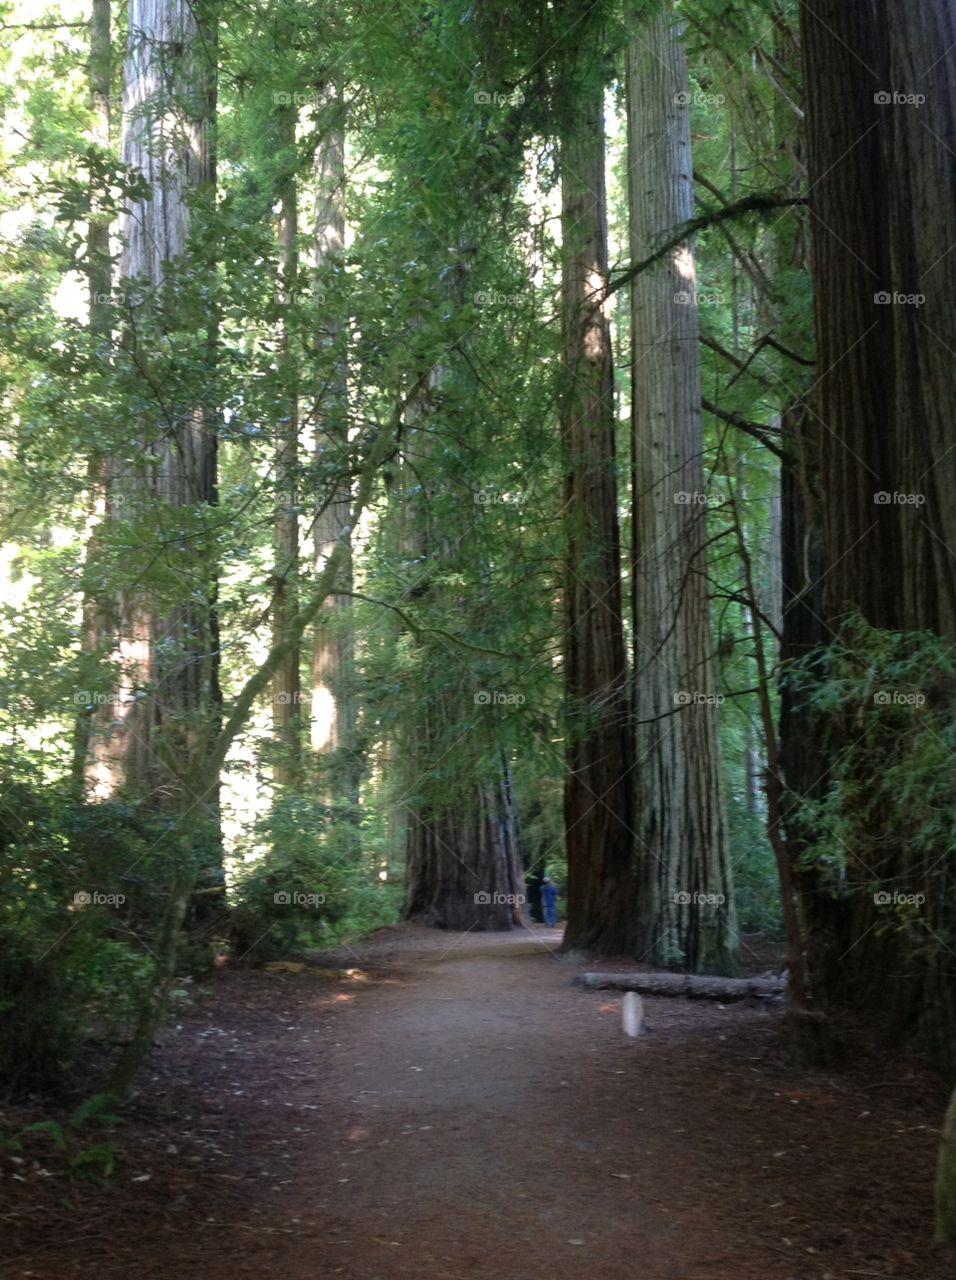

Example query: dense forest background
[0,0,955,1240]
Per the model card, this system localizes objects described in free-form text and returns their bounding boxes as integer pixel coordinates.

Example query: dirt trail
[4,926,952,1279]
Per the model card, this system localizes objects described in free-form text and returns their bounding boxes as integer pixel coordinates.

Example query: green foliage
[788,616,956,1065]
[788,617,955,888]
[0,0,816,1090]
[228,789,398,961]
[0,760,186,1092]
[0,1092,120,1183]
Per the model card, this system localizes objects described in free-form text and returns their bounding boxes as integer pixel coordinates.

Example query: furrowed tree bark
[881,0,956,638]
[798,0,956,1026]
[626,9,736,972]
[800,0,899,630]
[73,0,114,792]
[86,0,220,806]
[557,0,636,955]
[397,358,525,933]
[402,744,525,933]
[108,404,400,1094]
[272,100,301,786]
[796,0,956,1121]
[310,90,359,814]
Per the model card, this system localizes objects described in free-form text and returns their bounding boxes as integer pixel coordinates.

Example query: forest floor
[1,923,953,1280]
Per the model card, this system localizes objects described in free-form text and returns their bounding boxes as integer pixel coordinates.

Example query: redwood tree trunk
[310,93,358,806]
[796,0,956,1049]
[272,101,301,786]
[86,0,219,803]
[396,355,526,932]
[402,709,525,933]
[74,0,114,791]
[627,12,737,972]
[557,0,636,954]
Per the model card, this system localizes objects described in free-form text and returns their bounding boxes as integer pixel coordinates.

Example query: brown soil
[2,924,952,1279]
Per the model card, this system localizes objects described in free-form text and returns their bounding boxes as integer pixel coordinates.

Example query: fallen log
[573,971,786,1001]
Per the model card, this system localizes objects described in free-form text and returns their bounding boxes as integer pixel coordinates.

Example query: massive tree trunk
[402,709,525,933]
[800,1,898,631]
[881,0,956,637]
[396,361,525,932]
[272,101,301,786]
[626,11,736,972]
[557,0,636,954]
[84,0,219,804]
[796,0,956,1052]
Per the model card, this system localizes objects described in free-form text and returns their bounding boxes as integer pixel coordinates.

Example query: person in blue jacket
[542,876,559,927]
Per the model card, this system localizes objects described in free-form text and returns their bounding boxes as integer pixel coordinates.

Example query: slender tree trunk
[627,11,736,972]
[74,0,113,791]
[310,92,358,810]
[557,0,636,954]
[736,456,761,824]
[272,101,301,786]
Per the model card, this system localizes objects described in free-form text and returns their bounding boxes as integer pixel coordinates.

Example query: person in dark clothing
[541,876,559,927]
[525,867,544,923]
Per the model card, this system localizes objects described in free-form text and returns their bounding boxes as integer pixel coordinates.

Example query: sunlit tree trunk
[87,0,219,803]
[272,101,301,786]
[627,10,737,972]
[310,92,359,809]
[74,0,114,791]
[557,0,636,954]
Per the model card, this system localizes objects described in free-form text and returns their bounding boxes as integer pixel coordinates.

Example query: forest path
[5,925,950,1280]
